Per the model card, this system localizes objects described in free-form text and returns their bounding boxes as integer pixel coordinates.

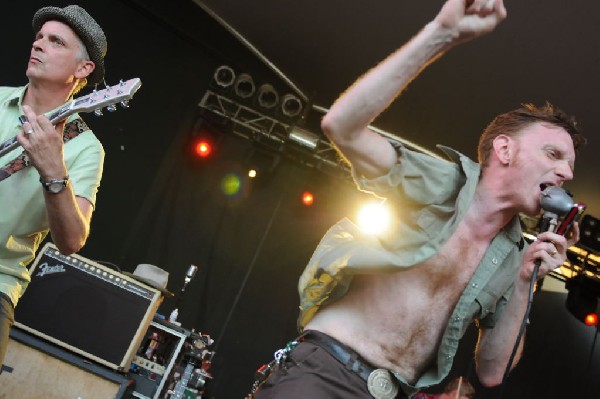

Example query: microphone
[556,203,587,236]
[538,186,574,233]
[179,264,199,297]
[186,264,198,279]
[185,264,198,285]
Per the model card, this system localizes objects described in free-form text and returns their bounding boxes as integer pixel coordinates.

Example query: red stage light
[194,139,212,158]
[584,313,599,327]
[301,191,314,206]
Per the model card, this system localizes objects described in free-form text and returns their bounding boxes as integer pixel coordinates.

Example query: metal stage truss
[198,90,349,180]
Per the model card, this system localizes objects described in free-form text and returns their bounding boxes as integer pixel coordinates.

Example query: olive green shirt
[298,143,525,396]
[0,85,104,307]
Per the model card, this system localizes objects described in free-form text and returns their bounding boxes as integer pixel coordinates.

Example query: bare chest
[307,221,492,381]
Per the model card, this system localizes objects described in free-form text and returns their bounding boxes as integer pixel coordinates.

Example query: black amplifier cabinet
[14,242,163,372]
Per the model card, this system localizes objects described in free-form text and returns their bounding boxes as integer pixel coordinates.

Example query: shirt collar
[437,144,524,247]
[3,85,28,108]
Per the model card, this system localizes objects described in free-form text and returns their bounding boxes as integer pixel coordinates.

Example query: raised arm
[320,0,507,179]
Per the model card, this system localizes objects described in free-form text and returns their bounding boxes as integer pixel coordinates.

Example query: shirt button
[492,258,498,264]
[472,283,478,288]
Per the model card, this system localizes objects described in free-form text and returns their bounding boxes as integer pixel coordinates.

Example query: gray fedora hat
[32,5,107,86]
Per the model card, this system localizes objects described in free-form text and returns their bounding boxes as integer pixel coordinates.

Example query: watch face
[48,181,65,193]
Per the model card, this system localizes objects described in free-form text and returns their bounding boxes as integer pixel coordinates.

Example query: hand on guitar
[17,105,68,180]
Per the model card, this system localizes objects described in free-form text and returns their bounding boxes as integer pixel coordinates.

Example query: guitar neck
[0,105,74,158]
[0,135,18,158]
[0,78,141,159]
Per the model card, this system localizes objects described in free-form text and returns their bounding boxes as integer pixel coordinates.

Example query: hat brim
[123,272,175,297]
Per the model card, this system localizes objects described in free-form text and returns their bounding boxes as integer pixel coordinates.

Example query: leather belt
[300,330,404,399]
[301,330,376,382]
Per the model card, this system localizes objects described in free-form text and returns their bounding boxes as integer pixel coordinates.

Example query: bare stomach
[305,230,486,384]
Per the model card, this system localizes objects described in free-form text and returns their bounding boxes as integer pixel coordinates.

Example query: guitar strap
[0,117,88,183]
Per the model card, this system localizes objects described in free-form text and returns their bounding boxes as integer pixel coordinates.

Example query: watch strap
[40,176,69,192]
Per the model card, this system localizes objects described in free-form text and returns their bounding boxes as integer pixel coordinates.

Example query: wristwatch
[40,176,69,194]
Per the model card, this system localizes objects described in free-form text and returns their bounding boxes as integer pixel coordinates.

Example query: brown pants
[252,332,406,399]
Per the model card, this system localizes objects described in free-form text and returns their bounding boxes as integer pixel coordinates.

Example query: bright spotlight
[194,139,213,158]
[585,313,599,327]
[357,201,392,235]
[301,191,315,206]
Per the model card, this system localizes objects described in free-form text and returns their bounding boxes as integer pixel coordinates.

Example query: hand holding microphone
[521,186,582,281]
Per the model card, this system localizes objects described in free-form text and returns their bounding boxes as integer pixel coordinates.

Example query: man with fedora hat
[0,5,107,364]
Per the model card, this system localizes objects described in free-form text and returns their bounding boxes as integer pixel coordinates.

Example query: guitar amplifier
[14,242,163,372]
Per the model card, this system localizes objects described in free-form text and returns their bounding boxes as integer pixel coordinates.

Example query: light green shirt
[298,143,525,396]
[0,85,104,307]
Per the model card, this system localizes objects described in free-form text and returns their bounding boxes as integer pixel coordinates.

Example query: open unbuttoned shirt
[298,143,526,397]
[0,85,104,307]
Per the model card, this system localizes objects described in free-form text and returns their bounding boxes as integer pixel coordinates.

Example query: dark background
[3,0,600,397]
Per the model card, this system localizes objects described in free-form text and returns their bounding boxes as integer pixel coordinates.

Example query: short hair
[477,102,586,168]
[72,35,91,95]
[444,377,475,398]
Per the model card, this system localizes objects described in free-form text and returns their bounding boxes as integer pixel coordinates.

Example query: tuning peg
[120,100,130,108]
[94,109,103,116]
[107,104,117,112]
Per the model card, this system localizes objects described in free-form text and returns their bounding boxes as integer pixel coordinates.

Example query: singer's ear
[492,135,512,166]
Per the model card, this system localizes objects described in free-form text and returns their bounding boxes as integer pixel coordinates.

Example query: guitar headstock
[48,78,142,123]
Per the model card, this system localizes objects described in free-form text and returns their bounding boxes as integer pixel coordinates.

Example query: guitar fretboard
[0,137,18,158]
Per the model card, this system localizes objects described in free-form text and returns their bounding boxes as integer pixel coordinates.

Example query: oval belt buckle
[367,369,399,399]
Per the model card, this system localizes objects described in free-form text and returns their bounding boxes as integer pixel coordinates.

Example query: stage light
[565,275,600,327]
[584,313,599,327]
[357,201,392,235]
[188,116,222,160]
[233,73,255,99]
[301,191,314,206]
[288,126,319,150]
[256,84,279,110]
[281,94,303,118]
[213,65,235,89]
[243,148,280,184]
[220,173,242,197]
[193,138,213,158]
[580,215,600,252]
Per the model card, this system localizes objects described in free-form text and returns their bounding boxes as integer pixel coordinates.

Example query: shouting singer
[0,5,106,366]
[250,0,586,398]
